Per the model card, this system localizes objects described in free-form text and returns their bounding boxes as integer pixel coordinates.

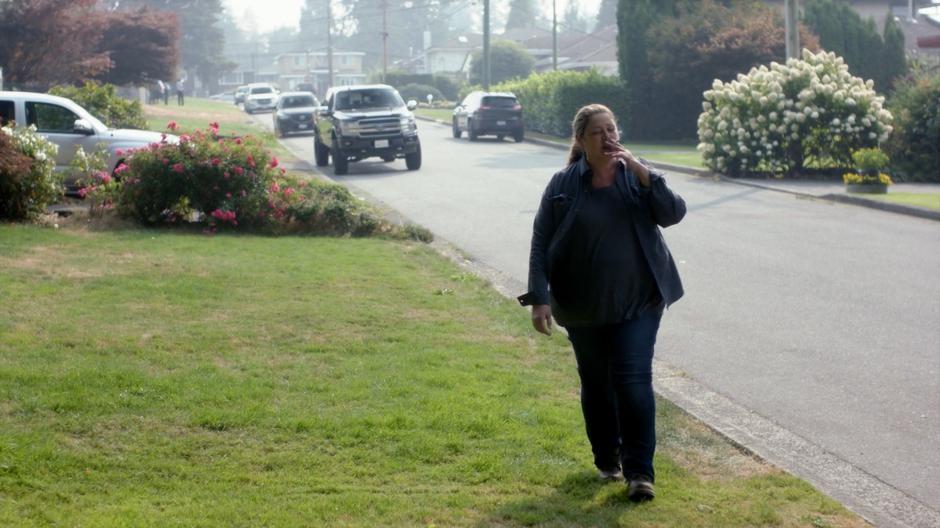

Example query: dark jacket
[518,157,686,312]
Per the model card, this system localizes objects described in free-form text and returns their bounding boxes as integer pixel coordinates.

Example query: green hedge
[379,72,461,101]
[492,69,629,138]
[884,69,940,182]
[49,81,147,130]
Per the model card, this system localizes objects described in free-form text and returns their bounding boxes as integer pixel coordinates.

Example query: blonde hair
[567,104,616,165]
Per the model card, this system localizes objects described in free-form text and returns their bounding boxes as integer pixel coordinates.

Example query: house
[275,52,367,96]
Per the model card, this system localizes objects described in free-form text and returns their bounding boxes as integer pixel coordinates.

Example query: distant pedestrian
[519,103,686,502]
[155,80,166,105]
[175,79,185,106]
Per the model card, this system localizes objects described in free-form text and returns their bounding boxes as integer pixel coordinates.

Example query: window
[0,100,14,126]
[482,96,518,108]
[334,89,403,110]
[25,102,79,133]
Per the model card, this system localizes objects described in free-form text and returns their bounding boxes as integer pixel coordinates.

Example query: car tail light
[479,105,491,110]
[512,104,522,110]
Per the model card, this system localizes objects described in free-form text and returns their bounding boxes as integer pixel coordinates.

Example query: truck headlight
[337,120,359,135]
[400,116,416,133]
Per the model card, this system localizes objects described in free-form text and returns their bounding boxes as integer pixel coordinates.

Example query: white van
[0,91,174,190]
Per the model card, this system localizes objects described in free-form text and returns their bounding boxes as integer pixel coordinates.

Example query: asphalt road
[265,115,940,524]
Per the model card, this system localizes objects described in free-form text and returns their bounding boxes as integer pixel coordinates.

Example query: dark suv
[452,91,524,142]
[273,92,319,137]
[314,84,421,175]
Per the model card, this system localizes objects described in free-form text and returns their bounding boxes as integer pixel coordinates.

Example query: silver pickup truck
[0,91,173,191]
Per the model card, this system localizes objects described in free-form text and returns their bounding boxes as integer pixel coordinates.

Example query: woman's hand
[531,304,553,336]
[605,139,651,187]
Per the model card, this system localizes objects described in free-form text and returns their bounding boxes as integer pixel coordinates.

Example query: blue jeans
[567,309,662,481]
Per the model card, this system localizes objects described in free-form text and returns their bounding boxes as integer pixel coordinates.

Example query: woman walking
[519,104,686,501]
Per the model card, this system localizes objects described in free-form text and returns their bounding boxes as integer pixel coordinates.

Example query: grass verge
[857,191,940,211]
[0,224,865,527]
[144,98,295,163]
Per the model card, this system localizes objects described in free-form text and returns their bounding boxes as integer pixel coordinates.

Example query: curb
[417,116,937,222]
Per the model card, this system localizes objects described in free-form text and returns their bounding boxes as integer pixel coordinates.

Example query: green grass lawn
[0,224,865,527]
[860,192,940,211]
[414,107,454,123]
[144,98,289,157]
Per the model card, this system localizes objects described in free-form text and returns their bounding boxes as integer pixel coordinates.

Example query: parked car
[233,85,249,105]
[452,91,524,142]
[314,84,421,175]
[243,83,278,114]
[0,91,176,192]
[273,92,319,137]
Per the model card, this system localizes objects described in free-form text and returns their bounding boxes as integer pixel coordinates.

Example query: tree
[645,0,819,138]
[505,0,537,31]
[616,0,677,137]
[105,0,228,92]
[880,14,908,92]
[561,3,590,35]
[469,40,534,85]
[595,0,618,30]
[97,9,180,86]
[803,0,907,92]
[0,0,110,89]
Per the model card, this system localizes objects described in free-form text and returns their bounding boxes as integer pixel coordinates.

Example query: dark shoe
[627,475,655,501]
[598,466,624,481]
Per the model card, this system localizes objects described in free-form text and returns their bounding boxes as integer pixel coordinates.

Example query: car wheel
[274,122,284,138]
[452,118,461,139]
[333,147,348,175]
[405,142,421,171]
[468,119,478,141]
[314,138,329,167]
[513,129,525,143]
[497,134,505,141]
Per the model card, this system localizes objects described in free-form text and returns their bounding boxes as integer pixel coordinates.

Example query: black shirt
[550,183,661,327]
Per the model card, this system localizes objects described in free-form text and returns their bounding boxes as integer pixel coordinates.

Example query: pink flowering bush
[76,122,428,239]
[117,123,281,226]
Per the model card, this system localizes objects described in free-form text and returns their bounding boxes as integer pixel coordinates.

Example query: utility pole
[382,0,388,83]
[785,0,800,60]
[552,0,558,70]
[326,0,334,91]
[909,0,916,21]
[483,0,490,89]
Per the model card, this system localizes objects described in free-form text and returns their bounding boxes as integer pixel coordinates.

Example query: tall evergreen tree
[505,0,537,31]
[616,0,678,137]
[595,0,618,30]
[880,14,908,91]
[804,0,907,92]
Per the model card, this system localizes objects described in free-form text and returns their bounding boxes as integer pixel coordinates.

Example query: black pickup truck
[313,84,421,175]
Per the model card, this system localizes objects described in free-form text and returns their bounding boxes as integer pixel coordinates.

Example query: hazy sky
[223,0,603,34]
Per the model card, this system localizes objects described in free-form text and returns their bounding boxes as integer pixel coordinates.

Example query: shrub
[697,49,892,177]
[79,122,424,239]
[114,122,278,226]
[883,68,940,182]
[0,125,60,220]
[493,69,628,137]
[398,84,444,103]
[851,147,889,174]
[49,81,147,130]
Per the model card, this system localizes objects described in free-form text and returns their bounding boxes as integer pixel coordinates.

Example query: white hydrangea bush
[697,49,893,176]
[1,124,61,218]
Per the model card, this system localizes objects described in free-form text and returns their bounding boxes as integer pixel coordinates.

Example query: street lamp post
[483,0,490,90]
[785,0,800,60]
[552,0,557,70]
